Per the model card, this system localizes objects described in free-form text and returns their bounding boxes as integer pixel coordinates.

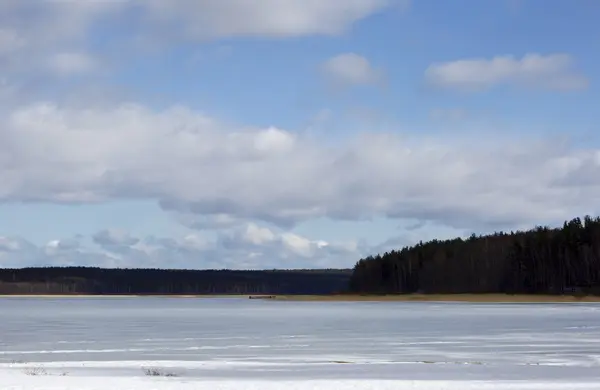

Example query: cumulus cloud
[45,238,81,252]
[0,223,364,269]
[425,53,589,91]
[1,102,600,233]
[241,223,277,245]
[322,53,384,87]
[220,223,362,267]
[0,235,129,269]
[0,236,97,268]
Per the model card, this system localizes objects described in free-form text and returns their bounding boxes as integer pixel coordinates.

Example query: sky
[0,0,599,270]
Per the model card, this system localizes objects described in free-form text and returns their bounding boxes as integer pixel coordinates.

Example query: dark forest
[0,267,351,295]
[349,216,600,295]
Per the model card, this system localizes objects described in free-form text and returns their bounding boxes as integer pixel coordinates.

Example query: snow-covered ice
[2,297,600,389]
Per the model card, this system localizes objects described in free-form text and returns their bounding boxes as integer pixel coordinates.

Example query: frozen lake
[2,297,600,389]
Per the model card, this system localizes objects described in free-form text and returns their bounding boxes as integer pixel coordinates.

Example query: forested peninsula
[350,216,600,295]
[2,216,600,297]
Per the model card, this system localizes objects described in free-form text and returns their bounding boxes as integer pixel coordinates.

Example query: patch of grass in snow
[142,367,178,377]
[419,360,484,365]
[22,367,67,376]
[22,367,49,376]
[20,364,68,377]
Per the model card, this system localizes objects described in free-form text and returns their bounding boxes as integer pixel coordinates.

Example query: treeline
[349,216,600,295]
[0,267,351,295]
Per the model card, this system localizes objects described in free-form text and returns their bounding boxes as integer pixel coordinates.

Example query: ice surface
[2,377,600,390]
[1,297,600,389]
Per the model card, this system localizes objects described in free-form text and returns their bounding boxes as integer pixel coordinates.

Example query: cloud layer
[1,102,599,233]
[0,223,363,270]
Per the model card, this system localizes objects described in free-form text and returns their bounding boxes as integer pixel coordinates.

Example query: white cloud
[322,53,383,87]
[242,223,276,245]
[253,127,296,155]
[1,102,600,233]
[179,234,213,251]
[46,52,98,75]
[425,53,589,91]
[44,237,83,257]
[281,232,319,257]
[138,0,397,39]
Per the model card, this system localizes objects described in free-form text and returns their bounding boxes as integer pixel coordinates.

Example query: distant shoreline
[2,293,600,302]
[273,293,600,303]
[0,294,248,298]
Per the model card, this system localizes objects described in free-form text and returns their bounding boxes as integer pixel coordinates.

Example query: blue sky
[0,0,598,269]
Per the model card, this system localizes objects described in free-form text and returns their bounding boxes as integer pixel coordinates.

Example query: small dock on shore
[248,295,276,300]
